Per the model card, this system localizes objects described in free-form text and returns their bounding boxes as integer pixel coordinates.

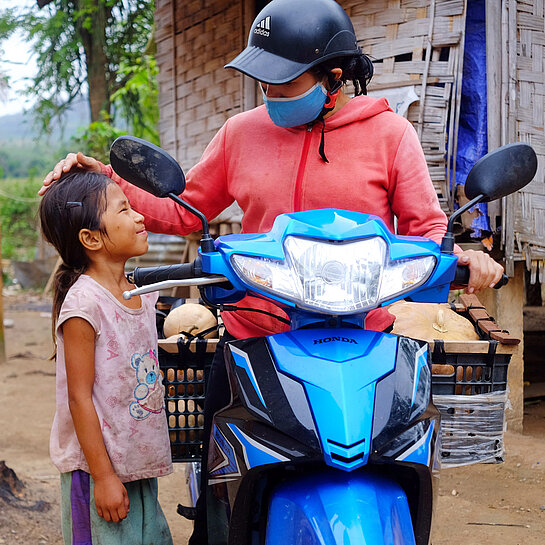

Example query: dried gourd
[388,301,479,342]
[163,303,218,339]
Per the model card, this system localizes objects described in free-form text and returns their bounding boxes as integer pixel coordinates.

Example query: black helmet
[225,0,359,84]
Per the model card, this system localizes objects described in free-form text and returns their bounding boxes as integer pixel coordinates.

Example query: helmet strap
[319,80,342,118]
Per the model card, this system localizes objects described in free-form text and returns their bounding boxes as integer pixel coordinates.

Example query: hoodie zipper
[293,124,314,211]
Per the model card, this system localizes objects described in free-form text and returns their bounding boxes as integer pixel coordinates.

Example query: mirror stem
[168,193,216,253]
[440,193,484,254]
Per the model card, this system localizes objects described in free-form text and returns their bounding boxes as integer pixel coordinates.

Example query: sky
[0,0,38,117]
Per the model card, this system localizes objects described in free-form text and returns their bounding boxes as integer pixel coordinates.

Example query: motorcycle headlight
[231,236,436,314]
[378,255,436,301]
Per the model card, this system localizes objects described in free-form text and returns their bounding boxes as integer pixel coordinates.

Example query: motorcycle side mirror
[110,135,186,197]
[441,142,538,254]
[464,142,537,202]
[109,136,216,253]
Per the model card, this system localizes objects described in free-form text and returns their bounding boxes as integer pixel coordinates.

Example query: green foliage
[0,140,71,178]
[111,55,159,145]
[72,115,127,164]
[72,54,160,161]
[0,7,17,97]
[0,176,42,260]
[0,7,17,40]
[0,1,160,264]
[0,141,72,262]
[0,1,156,131]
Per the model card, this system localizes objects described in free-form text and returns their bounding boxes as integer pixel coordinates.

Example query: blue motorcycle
[112,137,536,545]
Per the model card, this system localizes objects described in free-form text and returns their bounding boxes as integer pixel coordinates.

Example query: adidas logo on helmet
[254,16,270,37]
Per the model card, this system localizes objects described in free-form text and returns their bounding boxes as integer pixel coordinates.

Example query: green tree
[0,1,156,136]
[0,176,42,261]
[0,10,14,101]
[72,52,160,160]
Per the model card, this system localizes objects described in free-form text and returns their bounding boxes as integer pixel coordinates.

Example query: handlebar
[124,256,229,300]
[127,260,202,286]
[127,252,509,301]
[453,266,509,290]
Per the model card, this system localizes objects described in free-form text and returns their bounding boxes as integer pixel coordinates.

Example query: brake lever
[123,275,228,300]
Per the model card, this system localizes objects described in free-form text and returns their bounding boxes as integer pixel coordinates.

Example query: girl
[40,170,173,545]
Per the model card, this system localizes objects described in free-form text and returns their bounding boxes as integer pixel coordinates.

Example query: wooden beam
[0,227,5,364]
[242,0,257,111]
[485,0,503,231]
[416,0,436,140]
[486,0,502,150]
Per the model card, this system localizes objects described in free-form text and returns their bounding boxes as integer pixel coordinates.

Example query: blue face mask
[262,83,328,128]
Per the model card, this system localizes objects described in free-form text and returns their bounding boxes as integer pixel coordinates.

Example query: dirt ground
[1,290,544,545]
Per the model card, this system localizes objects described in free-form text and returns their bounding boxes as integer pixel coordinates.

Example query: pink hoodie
[103,95,450,338]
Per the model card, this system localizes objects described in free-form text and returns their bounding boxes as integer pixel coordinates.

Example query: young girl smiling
[40,170,173,545]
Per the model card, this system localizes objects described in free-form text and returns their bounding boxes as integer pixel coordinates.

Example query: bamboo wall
[502,0,545,281]
[347,0,467,214]
[155,0,244,169]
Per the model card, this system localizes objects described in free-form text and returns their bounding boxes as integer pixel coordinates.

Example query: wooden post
[170,0,180,159]
[242,0,257,112]
[503,0,518,277]
[0,228,6,364]
[485,0,503,231]
[479,261,525,433]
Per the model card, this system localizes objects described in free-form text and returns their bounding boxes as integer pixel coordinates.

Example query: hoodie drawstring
[315,81,342,163]
[318,119,328,163]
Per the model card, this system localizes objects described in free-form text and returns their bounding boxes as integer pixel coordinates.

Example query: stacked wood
[457,293,520,345]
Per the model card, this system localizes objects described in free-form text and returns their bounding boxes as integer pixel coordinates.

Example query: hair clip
[66,201,83,208]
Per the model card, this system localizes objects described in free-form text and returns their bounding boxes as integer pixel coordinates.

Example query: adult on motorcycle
[41,0,504,542]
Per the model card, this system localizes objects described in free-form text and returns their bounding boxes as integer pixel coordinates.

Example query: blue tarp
[454,0,490,238]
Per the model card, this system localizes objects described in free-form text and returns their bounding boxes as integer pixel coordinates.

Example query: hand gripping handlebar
[453,266,509,290]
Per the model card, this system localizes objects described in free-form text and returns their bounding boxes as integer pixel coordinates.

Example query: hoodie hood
[276,94,392,134]
[285,94,393,162]
[244,94,392,133]
[322,94,392,130]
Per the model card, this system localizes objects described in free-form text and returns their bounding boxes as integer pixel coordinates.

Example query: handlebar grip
[127,263,197,286]
[453,265,470,286]
[453,266,509,290]
[493,273,509,289]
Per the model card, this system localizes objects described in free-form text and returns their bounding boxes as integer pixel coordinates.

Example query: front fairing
[208,330,438,545]
[212,330,436,475]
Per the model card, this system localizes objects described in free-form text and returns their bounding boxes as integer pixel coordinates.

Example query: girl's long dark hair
[39,170,112,348]
[312,50,374,96]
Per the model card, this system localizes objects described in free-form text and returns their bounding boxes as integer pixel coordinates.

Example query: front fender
[265,472,416,545]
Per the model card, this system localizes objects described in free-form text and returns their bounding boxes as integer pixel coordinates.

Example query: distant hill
[0,97,90,142]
